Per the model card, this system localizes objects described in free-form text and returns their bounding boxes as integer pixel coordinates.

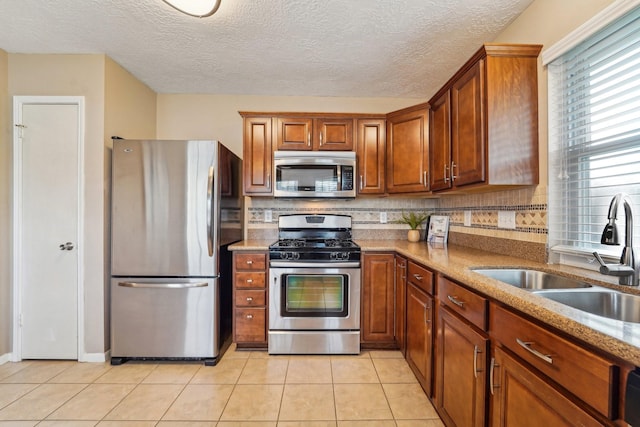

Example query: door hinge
[15,124,26,139]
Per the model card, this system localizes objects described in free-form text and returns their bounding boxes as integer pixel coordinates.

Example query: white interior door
[14,98,83,360]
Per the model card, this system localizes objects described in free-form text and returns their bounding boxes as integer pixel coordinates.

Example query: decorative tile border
[245,185,549,245]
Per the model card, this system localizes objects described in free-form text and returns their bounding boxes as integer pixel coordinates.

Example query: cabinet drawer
[408,261,434,294]
[235,290,266,307]
[234,253,267,271]
[438,276,487,331]
[491,303,616,419]
[235,307,266,342]
[235,272,266,289]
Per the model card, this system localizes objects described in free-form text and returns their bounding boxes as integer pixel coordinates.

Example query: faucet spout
[594,193,639,286]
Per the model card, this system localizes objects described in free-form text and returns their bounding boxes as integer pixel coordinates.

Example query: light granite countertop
[229,239,640,366]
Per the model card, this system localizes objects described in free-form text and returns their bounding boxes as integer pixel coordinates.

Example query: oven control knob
[330,252,349,260]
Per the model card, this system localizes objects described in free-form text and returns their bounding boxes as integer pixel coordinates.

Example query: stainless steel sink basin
[472,268,593,290]
[534,290,640,323]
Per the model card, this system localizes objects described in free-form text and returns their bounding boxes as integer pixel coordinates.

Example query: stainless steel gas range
[268,214,361,355]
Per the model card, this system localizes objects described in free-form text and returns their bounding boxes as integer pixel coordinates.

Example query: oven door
[269,265,360,331]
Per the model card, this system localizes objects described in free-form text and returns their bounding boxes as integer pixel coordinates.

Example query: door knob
[59,242,74,251]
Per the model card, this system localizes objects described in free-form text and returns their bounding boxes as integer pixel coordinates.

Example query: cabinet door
[356,119,386,194]
[316,118,354,151]
[451,60,485,187]
[406,282,433,396]
[361,253,395,345]
[243,117,273,195]
[276,117,313,150]
[436,306,488,427]
[429,90,452,191]
[386,106,429,193]
[394,255,407,354]
[490,346,604,427]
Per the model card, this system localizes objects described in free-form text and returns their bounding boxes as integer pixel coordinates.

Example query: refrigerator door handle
[207,165,214,256]
[118,281,209,289]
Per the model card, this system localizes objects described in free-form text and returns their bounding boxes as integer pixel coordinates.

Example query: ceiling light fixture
[161,0,221,18]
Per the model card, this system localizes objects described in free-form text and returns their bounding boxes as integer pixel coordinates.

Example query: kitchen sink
[534,290,640,323]
[472,268,593,290]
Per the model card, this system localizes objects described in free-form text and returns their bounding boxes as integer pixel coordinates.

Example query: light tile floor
[0,345,445,426]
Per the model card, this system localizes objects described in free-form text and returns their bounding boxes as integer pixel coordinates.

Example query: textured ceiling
[0,0,534,98]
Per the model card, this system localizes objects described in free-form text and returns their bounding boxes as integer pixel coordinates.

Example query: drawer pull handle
[489,358,499,395]
[246,297,253,302]
[246,260,253,265]
[473,345,482,378]
[413,274,423,281]
[246,314,253,319]
[516,338,553,364]
[246,279,253,284]
[447,295,465,307]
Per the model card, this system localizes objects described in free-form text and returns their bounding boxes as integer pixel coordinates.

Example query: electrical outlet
[497,211,516,229]
[464,211,472,227]
[380,212,388,224]
[264,210,272,223]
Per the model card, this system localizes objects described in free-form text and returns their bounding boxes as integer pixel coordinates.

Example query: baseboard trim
[80,350,110,363]
[0,353,11,365]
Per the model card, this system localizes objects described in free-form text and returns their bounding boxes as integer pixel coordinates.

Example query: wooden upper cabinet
[316,118,354,151]
[242,115,273,195]
[452,60,485,187]
[276,116,354,151]
[428,91,451,191]
[356,118,386,194]
[386,104,429,194]
[276,117,314,150]
[428,43,542,193]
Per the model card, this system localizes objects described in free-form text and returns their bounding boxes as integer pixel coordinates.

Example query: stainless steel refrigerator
[110,139,243,365]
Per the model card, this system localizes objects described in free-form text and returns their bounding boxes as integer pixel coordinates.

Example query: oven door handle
[269,261,361,268]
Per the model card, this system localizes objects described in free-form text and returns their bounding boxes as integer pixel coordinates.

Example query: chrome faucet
[593,193,639,286]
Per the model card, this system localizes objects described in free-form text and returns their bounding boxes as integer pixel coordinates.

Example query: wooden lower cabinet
[406,281,434,396]
[395,255,407,354]
[490,346,604,427]
[232,251,268,348]
[361,252,396,346]
[436,305,489,427]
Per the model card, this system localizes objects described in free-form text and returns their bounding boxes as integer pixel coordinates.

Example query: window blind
[548,5,640,264]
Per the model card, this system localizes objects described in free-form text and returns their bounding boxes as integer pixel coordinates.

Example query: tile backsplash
[247,185,548,262]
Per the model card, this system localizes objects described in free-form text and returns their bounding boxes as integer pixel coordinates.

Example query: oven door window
[282,274,348,317]
[276,165,339,192]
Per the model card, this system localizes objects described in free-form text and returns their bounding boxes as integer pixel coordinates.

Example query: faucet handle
[592,252,607,267]
[592,251,635,277]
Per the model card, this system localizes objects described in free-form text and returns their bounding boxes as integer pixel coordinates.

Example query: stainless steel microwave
[273,151,356,198]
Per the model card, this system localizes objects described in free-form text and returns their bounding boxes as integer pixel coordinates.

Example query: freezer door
[111,140,218,277]
[110,277,218,358]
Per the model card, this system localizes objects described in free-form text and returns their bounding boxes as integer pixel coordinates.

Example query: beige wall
[103,56,157,349]
[156,94,421,157]
[0,48,9,358]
